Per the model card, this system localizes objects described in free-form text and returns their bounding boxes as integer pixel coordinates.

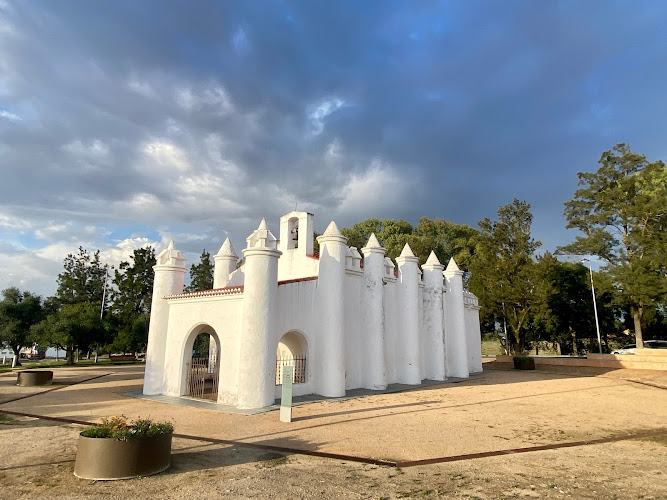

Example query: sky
[1,0,666,297]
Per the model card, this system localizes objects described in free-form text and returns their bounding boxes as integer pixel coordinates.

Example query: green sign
[281,365,293,408]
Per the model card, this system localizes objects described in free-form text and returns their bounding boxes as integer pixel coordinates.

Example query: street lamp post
[582,258,603,354]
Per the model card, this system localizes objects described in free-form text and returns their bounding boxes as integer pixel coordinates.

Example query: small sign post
[280,365,293,423]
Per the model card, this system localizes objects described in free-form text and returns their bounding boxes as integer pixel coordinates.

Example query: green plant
[513,356,535,370]
[80,415,173,441]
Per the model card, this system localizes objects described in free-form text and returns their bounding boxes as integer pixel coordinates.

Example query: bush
[80,415,173,441]
[513,356,535,370]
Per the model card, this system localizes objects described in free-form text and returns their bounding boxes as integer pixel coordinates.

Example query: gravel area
[1,362,666,498]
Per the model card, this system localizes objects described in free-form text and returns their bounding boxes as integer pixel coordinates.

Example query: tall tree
[468,199,545,353]
[111,247,156,353]
[340,217,477,268]
[31,302,105,364]
[56,247,108,307]
[561,144,667,346]
[0,288,44,366]
[533,257,614,354]
[185,250,214,292]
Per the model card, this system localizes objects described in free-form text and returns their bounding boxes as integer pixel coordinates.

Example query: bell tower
[279,211,314,255]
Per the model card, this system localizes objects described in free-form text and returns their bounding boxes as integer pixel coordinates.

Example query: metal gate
[185,356,219,400]
[275,355,306,385]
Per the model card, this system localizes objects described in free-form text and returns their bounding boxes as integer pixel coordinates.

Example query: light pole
[582,258,603,354]
[100,265,109,320]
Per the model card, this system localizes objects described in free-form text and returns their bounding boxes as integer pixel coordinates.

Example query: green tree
[185,250,214,292]
[56,247,108,307]
[468,199,545,353]
[340,217,477,268]
[561,144,667,347]
[533,257,615,354]
[111,247,156,353]
[31,302,105,364]
[0,288,44,366]
[413,217,478,270]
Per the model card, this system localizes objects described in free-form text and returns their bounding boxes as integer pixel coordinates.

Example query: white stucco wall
[277,249,320,281]
[144,213,484,411]
[161,295,243,403]
[274,279,318,398]
[344,270,363,390]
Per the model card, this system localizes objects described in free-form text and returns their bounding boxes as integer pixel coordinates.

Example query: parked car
[612,340,667,354]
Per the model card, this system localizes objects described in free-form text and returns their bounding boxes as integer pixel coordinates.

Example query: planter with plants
[74,416,174,480]
[513,356,536,370]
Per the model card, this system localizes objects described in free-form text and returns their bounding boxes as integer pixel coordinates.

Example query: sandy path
[2,363,666,465]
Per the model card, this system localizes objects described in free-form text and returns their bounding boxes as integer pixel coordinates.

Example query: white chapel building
[143,211,482,410]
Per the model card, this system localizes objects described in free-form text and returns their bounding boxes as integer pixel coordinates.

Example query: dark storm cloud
[1,0,667,294]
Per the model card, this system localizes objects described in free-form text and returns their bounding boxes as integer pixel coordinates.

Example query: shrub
[513,356,535,370]
[80,415,173,441]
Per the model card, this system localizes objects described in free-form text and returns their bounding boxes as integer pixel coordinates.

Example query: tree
[31,302,105,364]
[0,288,44,366]
[413,217,478,271]
[340,217,477,268]
[110,247,156,353]
[56,247,108,307]
[533,257,615,354]
[185,250,214,292]
[468,199,545,353]
[561,144,667,347]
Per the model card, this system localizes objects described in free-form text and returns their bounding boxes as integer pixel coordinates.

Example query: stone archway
[181,324,221,400]
[276,330,308,385]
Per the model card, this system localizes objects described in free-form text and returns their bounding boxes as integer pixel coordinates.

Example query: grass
[481,339,505,355]
[0,413,18,425]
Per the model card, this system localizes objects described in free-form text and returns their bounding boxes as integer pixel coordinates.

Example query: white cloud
[127,77,158,99]
[99,236,158,267]
[142,140,191,171]
[0,213,32,230]
[33,221,106,243]
[0,246,63,297]
[114,192,162,216]
[308,97,344,135]
[336,159,419,217]
[175,83,233,114]
[0,109,21,121]
[325,138,342,160]
[62,139,110,163]
[232,27,251,55]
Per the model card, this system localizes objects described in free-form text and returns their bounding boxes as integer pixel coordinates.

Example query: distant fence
[276,355,306,385]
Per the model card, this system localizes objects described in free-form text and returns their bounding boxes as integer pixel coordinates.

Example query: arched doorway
[183,325,221,401]
[276,330,307,385]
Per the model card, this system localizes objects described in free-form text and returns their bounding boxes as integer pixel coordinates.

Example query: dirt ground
[1,361,666,499]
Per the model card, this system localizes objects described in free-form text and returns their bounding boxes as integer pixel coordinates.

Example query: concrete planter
[74,432,172,480]
[17,370,53,386]
[513,356,535,370]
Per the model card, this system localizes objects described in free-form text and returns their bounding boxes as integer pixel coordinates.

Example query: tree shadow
[166,436,328,475]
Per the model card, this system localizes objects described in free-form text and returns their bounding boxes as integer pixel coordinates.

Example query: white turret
[422,251,446,381]
[213,237,238,288]
[361,234,387,389]
[444,258,469,378]
[315,221,348,397]
[395,243,422,384]
[237,219,282,409]
[144,240,187,395]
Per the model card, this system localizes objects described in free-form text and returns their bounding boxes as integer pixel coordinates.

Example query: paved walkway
[127,376,479,415]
